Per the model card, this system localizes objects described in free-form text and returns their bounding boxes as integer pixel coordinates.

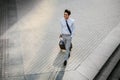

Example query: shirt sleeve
[71,21,75,37]
[60,20,63,35]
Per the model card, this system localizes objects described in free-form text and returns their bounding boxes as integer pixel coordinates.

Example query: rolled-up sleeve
[71,21,75,37]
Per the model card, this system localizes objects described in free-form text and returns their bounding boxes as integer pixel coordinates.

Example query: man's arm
[59,20,63,38]
[71,22,75,37]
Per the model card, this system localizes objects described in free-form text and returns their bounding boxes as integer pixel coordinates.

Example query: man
[60,9,75,66]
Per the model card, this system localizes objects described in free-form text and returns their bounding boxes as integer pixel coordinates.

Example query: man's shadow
[55,66,66,80]
[53,50,67,80]
[53,50,66,68]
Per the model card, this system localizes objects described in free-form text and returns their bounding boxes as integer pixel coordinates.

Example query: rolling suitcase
[59,38,72,51]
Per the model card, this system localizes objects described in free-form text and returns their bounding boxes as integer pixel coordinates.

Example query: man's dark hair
[64,9,71,15]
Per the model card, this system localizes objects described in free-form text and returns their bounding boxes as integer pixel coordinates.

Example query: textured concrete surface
[94,44,120,80]
[76,25,120,80]
[0,0,120,80]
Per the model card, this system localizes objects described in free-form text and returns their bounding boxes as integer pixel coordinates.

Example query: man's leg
[65,36,72,60]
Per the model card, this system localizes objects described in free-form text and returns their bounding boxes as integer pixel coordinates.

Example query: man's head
[64,9,71,20]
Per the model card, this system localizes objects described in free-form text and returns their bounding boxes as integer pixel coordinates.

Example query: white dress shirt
[60,18,75,37]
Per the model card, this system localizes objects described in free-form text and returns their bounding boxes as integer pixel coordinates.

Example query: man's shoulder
[69,18,75,22]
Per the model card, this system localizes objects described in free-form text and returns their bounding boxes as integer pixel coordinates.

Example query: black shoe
[68,53,70,58]
[64,60,67,66]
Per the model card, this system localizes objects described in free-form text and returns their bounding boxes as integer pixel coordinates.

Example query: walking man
[60,9,75,66]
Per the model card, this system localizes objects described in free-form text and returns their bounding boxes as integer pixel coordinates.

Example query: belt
[62,34,71,36]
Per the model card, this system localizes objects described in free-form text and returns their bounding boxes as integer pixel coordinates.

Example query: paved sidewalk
[0,0,120,80]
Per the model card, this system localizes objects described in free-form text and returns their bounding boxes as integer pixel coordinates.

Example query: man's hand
[59,34,62,38]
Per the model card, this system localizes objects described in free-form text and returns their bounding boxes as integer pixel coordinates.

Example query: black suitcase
[59,39,72,51]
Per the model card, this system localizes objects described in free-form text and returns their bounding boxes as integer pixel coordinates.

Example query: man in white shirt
[60,9,75,66]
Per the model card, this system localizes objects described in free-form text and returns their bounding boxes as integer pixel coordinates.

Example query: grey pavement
[0,0,120,80]
[94,44,120,80]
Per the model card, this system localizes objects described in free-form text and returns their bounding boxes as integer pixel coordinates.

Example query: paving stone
[5,76,25,80]
[62,71,88,80]
[6,64,24,77]
[25,73,51,80]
